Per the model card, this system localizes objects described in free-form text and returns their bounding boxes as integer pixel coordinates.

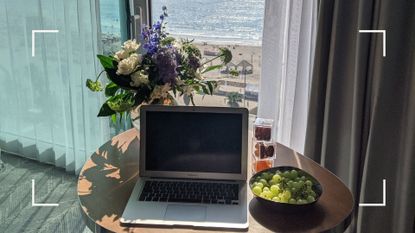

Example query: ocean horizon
[100,0,265,46]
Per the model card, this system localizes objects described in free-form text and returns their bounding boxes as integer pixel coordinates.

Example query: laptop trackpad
[164,204,206,222]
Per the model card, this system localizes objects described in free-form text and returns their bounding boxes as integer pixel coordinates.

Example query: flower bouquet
[87,7,234,122]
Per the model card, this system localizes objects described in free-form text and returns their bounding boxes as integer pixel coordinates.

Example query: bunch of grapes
[251,169,317,205]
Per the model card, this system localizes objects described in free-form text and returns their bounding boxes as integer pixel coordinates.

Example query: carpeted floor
[0,152,93,233]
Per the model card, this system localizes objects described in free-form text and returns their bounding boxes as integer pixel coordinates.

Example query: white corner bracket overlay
[359,179,386,207]
[32,179,59,207]
[31,30,59,57]
[358,30,386,57]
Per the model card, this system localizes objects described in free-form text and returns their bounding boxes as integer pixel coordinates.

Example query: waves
[100,0,265,46]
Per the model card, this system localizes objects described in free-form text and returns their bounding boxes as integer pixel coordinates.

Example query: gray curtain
[305,0,415,232]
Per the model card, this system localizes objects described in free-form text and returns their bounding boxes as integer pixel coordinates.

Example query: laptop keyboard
[139,180,239,205]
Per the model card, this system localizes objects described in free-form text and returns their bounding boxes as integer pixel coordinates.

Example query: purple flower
[153,21,162,31]
[141,7,169,55]
[153,47,179,84]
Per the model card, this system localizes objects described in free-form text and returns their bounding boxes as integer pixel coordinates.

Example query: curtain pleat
[0,0,109,174]
[258,0,317,153]
[305,0,415,232]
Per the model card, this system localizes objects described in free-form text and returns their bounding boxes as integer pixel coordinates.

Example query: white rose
[116,54,141,75]
[130,71,149,87]
[122,39,140,53]
[114,49,129,61]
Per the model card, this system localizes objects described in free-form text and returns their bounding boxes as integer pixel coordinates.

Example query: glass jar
[254,118,273,141]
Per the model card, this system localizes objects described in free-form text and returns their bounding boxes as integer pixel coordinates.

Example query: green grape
[282,190,292,200]
[293,182,301,189]
[290,170,298,179]
[254,169,319,205]
[252,186,262,196]
[259,179,268,187]
[262,191,273,199]
[280,197,289,203]
[270,185,280,194]
[307,196,316,203]
[283,171,290,178]
[297,199,307,205]
[290,187,297,195]
[272,196,281,202]
[268,180,277,186]
[288,198,297,204]
[260,172,269,180]
[272,174,282,183]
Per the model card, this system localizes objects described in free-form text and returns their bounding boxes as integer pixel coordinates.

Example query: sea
[100,0,265,46]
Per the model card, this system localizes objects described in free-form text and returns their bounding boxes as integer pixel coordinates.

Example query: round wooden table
[78,129,353,233]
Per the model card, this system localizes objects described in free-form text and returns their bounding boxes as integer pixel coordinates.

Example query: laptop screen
[145,111,242,174]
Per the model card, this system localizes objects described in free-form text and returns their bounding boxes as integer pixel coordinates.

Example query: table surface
[78,129,353,233]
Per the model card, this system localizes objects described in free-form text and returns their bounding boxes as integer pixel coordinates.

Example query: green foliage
[160,36,175,46]
[97,102,116,117]
[86,79,103,92]
[219,48,232,64]
[205,81,217,95]
[97,55,115,69]
[227,92,243,103]
[88,8,237,119]
[201,65,223,74]
[105,82,119,97]
[104,68,137,90]
[182,41,202,58]
[106,92,135,112]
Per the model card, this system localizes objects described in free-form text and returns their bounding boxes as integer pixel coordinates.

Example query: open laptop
[121,105,249,229]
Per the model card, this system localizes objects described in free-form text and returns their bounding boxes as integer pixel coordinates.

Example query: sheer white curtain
[0,0,109,174]
[258,0,317,153]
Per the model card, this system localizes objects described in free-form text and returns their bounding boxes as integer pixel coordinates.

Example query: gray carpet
[0,152,93,233]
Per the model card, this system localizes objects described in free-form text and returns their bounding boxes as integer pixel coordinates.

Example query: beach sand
[191,42,262,114]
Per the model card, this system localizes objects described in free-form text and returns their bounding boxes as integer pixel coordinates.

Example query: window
[147,0,264,114]
[98,0,265,114]
[99,0,122,55]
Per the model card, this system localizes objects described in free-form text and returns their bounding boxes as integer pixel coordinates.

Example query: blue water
[100,0,265,46]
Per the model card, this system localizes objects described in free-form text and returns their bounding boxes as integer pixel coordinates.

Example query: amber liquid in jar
[253,160,273,173]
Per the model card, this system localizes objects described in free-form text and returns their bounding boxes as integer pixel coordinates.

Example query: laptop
[121,105,249,229]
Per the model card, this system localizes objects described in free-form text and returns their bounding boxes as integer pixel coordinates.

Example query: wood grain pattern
[78,129,353,233]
